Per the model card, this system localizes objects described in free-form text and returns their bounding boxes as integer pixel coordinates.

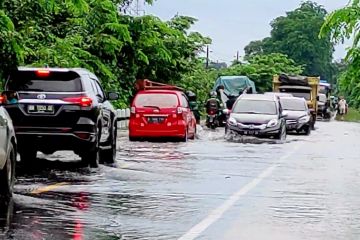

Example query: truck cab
[273,74,320,129]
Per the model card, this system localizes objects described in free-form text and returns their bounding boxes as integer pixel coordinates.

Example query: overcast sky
[145,0,350,63]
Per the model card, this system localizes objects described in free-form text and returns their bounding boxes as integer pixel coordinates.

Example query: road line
[178,143,303,240]
[31,182,68,194]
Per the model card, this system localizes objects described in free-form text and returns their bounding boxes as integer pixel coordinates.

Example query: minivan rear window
[134,93,179,108]
[7,71,83,92]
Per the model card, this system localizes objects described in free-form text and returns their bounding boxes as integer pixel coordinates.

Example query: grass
[336,108,360,122]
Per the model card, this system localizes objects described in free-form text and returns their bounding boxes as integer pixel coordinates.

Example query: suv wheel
[100,122,117,164]
[0,144,16,198]
[82,127,100,168]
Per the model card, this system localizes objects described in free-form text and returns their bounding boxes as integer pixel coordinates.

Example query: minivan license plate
[148,117,165,124]
[28,105,55,114]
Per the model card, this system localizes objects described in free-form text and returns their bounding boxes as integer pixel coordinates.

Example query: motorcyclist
[205,91,221,128]
[186,90,200,124]
[206,91,221,111]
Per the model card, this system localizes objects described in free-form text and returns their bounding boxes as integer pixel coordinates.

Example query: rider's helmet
[186,90,197,101]
[210,91,217,98]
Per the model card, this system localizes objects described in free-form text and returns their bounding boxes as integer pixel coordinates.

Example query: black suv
[4,67,119,168]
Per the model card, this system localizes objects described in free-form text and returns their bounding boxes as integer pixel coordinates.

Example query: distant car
[4,67,119,168]
[264,92,293,98]
[279,97,311,135]
[225,94,287,140]
[129,89,197,141]
[0,101,17,197]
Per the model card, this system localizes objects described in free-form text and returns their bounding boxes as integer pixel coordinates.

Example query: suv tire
[82,127,100,168]
[0,143,16,198]
[100,121,117,164]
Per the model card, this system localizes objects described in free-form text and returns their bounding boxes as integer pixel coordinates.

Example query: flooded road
[1,121,360,239]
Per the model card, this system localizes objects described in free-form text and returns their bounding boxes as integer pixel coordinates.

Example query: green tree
[0,0,211,107]
[320,0,360,107]
[244,1,334,80]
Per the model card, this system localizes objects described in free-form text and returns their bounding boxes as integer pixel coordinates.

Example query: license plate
[244,130,258,135]
[147,117,165,124]
[28,105,55,114]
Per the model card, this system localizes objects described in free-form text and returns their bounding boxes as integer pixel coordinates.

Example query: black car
[279,97,311,135]
[4,67,119,168]
[0,104,16,197]
[225,94,287,140]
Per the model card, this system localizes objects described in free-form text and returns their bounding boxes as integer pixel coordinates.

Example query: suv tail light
[63,97,92,107]
[36,70,50,77]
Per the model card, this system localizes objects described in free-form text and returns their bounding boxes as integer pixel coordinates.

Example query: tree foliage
[244,1,334,80]
[320,0,360,107]
[0,0,210,107]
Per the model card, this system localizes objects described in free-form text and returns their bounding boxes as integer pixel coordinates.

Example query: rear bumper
[15,127,96,154]
[129,129,186,138]
[129,119,187,138]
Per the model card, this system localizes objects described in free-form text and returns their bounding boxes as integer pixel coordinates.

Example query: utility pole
[206,45,209,69]
[236,51,239,62]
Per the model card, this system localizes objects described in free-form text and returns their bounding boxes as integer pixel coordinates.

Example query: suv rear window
[7,71,83,92]
[134,93,179,108]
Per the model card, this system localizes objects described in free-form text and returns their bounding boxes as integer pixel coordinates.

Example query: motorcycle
[205,98,220,129]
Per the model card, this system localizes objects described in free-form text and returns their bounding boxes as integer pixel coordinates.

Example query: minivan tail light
[131,107,136,114]
[177,107,183,114]
[63,97,92,107]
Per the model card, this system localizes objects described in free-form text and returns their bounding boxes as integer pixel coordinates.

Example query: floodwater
[1,121,360,239]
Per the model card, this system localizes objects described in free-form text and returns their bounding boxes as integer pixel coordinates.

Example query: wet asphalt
[1,120,360,240]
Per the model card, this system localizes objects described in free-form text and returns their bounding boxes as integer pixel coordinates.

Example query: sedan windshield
[233,99,277,115]
[280,98,307,111]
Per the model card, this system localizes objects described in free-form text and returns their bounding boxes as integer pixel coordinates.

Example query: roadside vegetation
[335,108,360,122]
[0,0,351,108]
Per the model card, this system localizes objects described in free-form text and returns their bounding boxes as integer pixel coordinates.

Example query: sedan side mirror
[108,92,119,101]
[281,111,288,117]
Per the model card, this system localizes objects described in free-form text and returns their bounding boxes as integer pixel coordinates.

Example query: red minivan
[129,89,197,141]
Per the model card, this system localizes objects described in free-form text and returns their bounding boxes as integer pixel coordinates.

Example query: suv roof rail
[135,79,184,92]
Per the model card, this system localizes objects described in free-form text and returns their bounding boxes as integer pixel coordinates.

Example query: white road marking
[178,143,303,240]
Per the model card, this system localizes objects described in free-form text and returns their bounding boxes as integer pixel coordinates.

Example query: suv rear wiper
[143,105,161,110]
[239,111,263,114]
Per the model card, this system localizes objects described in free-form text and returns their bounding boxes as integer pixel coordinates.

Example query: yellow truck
[273,74,320,129]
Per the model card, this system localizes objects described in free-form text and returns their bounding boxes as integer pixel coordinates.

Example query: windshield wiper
[238,111,263,114]
[143,105,161,110]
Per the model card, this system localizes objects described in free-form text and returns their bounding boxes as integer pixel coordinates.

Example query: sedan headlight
[228,117,237,126]
[298,115,310,123]
[267,119,278,128]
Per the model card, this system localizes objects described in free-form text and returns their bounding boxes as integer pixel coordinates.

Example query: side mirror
[316,96,320,101]
[223,109,231,115]
[108,92,119,101]
[0,91,19,105]
[281,111,288,117]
